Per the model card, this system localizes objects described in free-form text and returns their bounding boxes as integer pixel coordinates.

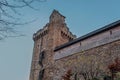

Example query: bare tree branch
[0,0,46,40]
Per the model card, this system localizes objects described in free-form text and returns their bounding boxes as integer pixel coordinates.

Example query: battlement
[33,23,49,41]
[61,28,76,41]
[33,10,76,42]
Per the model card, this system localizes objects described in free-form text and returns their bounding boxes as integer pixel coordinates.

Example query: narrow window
[38,69,45,80]
[39,51,45,67]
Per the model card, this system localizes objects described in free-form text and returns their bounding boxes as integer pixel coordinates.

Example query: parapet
[33,23,49,41]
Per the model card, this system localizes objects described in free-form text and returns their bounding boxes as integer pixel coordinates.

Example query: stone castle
[29,10,120,80]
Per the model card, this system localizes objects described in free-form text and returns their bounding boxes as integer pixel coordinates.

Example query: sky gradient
[0,0,120,80]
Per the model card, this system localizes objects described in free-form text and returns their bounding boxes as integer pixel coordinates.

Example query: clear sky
[0,0,120,80]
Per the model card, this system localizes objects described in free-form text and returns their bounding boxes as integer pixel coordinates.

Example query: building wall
[30,10,120,80]
[54,40,120,79]
[54,25,120,80]
[29,10,76,80]
[54,25,120,60]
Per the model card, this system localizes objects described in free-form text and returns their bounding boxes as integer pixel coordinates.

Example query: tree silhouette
[0,0,46,40]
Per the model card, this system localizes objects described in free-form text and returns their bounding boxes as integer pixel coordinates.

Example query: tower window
[38,69,45,80]
[39,51,45,67]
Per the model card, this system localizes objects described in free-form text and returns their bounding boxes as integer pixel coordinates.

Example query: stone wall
[30,10,120,80]
[54,26,120,60]
[54,40,120,80]
[29,10,76,80]
[54,25,120,80]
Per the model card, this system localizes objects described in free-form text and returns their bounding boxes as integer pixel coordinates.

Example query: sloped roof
[54,20,120,51]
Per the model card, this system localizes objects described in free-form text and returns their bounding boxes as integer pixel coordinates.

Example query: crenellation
[61,30,76,41]
[33,28,48,41]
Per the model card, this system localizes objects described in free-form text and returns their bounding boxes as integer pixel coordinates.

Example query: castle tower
[29,10,76,80]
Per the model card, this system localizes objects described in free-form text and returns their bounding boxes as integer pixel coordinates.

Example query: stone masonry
[54,22,120,79]
[29,10,76,80]
[29,10,120,80]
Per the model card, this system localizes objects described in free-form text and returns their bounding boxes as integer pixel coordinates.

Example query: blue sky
[0,0,120,80]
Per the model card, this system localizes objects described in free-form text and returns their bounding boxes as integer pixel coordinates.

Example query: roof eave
[54,20,120,51]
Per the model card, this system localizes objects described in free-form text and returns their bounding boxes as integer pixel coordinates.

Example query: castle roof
[54,20,120,51]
